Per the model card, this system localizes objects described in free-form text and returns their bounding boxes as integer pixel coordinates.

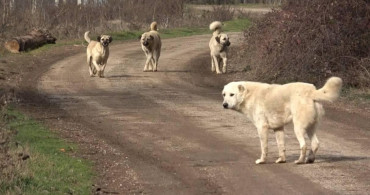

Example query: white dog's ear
[149,35,154,40]
[109,36,113,43]
[97,36,101,42]
[238,84,245,93]
[138,35,142,40]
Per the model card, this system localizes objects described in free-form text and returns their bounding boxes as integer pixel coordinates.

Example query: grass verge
[0,106,93,195]
[1,18,251,56]
[105,18,251,41]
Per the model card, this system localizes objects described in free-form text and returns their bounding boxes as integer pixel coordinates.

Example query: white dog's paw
[222,67,227,74]
[216,71,222,75]
[255,159,266,164]
[294,159,305,164]
[275,157,286,164]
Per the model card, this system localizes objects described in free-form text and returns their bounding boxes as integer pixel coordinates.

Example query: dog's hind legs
[306,123,319,163]
[293,126,307,164]
[274,127,286,163]
[88,57,94,77]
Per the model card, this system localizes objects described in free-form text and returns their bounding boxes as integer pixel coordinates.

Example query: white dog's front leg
[144,53,153,72]
[100,63,107,78]
[211,56,215,72]
[212,56,222,74]
[222,57,227,73]
[92,61,101,77]
[256,125,269,164]
[153,52,159,72]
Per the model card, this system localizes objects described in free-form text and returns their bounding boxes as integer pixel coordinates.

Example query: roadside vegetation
[0,107,94,194]
[238,0,369,89]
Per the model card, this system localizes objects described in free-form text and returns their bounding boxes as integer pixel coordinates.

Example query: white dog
[222,77,343,164]
[84,31,112,77]
[209,21,230,74]
[140,22,162,72]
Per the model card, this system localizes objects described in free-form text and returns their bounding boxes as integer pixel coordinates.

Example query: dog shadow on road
[283,154,370,164]
[317,155,370,163]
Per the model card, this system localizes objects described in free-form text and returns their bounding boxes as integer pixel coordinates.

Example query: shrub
[241,0,370,87]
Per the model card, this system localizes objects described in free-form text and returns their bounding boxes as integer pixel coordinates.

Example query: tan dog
[222,77,343,164]
[140,22,162,72]
[84,31,112,77]
[209,21,230,74]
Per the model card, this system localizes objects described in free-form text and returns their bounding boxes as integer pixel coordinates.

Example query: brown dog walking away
[209,21,230,74]
[84,31,112,78]
[139,22,162,72]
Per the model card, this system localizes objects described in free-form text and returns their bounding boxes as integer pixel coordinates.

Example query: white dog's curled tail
[150,22,158,31]
[312,77,343,102]
[210,21,223,35]
[84,31,91,43]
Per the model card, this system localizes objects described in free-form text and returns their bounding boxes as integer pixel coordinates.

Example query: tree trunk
[4,29,56,53]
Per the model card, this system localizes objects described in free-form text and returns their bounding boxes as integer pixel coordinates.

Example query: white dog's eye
[230,93,234,97]
[222,93,225,97]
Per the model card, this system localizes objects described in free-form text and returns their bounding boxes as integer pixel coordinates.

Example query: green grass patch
[0,107,93,195]
[111,18,251,41]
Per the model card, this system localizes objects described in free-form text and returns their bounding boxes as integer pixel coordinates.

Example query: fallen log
[4,29,57,53]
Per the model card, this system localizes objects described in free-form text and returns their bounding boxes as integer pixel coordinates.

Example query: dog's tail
[210,21,223,35]
[84,31,91,43]
[312,77,343,102]
[150,22,158,31]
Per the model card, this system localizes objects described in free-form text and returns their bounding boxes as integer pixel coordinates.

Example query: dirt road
[36,34,370,194]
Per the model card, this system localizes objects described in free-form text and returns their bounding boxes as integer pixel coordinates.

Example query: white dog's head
[97,35,112,47]
[222,82,246,110]
[215,33,231,47]
[140,33,154,48]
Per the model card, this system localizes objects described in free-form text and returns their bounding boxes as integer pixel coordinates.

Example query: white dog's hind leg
[88,57,94,77]
[306,124,319,163]
[256,125,269,164]
[274,127,286,163]
[293,126,307,164]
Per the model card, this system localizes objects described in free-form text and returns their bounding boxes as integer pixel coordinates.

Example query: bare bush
[239,0,370,88]
[0,0,188,42]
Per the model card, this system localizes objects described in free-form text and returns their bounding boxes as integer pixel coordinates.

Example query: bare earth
[12,33,370,194]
